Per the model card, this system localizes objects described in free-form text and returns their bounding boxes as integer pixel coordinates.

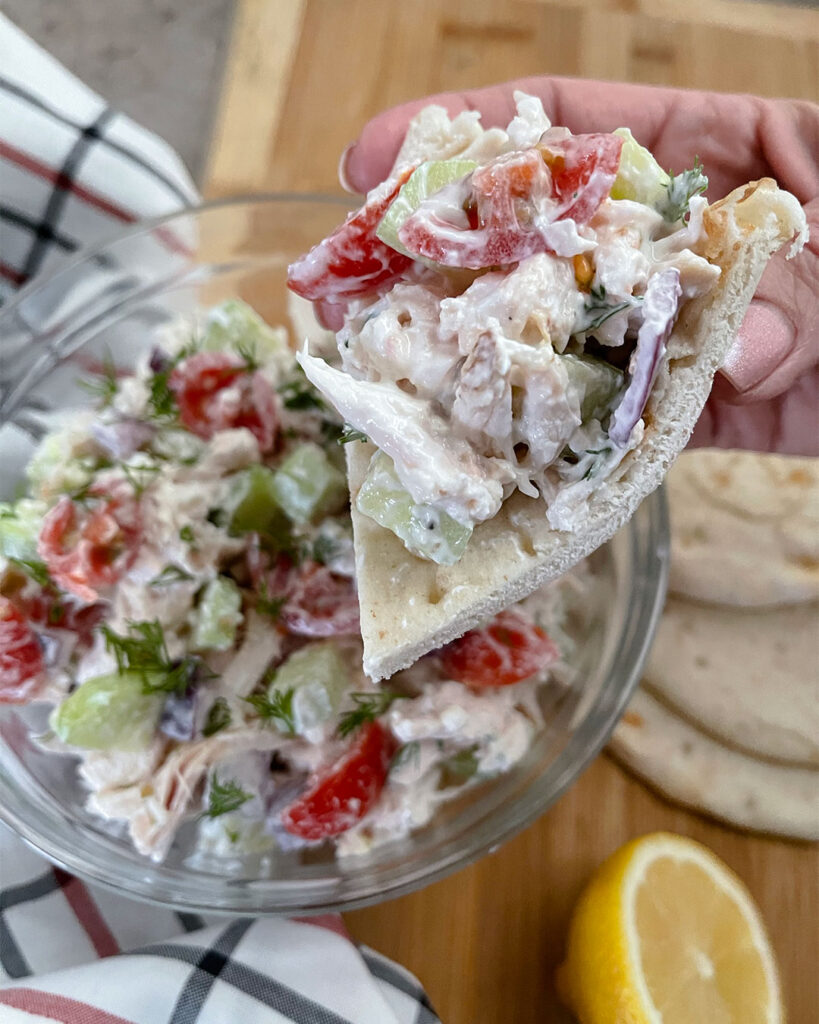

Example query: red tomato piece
[399,134,622,269]
[0,598,45,704]
[282,562,360,638]
[286,169,415,304]
[439,609,559,688]
[281,721,397,840]
[38,488,142,603]
[537,129,623,223]
[168,351,278,451]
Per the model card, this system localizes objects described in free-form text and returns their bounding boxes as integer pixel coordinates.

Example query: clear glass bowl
[0,197,669,914]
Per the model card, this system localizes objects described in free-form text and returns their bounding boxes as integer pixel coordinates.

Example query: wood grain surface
[204,3,819,1020]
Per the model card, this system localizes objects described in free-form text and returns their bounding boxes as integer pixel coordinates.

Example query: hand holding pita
[340,78,818,456]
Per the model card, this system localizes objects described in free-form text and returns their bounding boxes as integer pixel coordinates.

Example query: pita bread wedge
[609,689,819,841]
[643,597,819,767]
[344,179,806,679]
[667,450,819,607]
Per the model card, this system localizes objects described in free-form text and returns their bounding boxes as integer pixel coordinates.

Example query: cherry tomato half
[281,721,397,840]
[439,609,559,688]
[0,598,45,704]
[282,562,360,638]
[168,351,279,452]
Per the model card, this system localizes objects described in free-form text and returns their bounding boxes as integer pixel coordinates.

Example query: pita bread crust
[667,450,819,607]
[643,597,819,767]
[349,179,806,680]
[609,689,819,840]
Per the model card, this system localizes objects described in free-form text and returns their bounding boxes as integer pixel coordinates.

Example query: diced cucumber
[377,159,478,256]
[269,642,350,735]
[356,451,472,565]
[611,128,670,207]
[193,577,243,652]
[439,746,481,787]
[50,672,164,751]
[0,499,47,562]
[228,465,292,545]
[203,299,289,362]
[561,353,624,422]
[26,428,96,500]
[271,443,347,524]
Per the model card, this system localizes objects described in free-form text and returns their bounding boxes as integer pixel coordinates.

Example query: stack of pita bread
[610,449,819,839]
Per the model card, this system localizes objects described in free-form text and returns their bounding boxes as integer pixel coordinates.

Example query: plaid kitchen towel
[0,15,440,1024]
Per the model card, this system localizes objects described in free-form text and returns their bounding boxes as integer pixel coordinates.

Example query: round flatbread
[667,450,819,607]
[643,597,819,767]
[609,689,819,840]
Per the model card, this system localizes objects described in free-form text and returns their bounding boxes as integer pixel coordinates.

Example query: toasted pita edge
[348,179,806,680]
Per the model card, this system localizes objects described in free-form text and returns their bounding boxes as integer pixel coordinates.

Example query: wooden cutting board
[204,3,819,1020]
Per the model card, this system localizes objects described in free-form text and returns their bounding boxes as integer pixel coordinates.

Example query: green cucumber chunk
[611,128,670,206]
[377,158,478,256]
[0,499,47,562]
[269,642,350,735]
[203,299,289,361]
[561,353,624,422]
[50,672,164,751]
[228,465,292,545]
[193,577,243,652]
[271,443,347,524]
[356,451,472,566]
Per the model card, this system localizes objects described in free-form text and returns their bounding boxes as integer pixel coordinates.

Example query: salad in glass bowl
[1,297,598,863]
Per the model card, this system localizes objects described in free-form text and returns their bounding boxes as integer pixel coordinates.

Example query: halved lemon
[556,832,784,1024]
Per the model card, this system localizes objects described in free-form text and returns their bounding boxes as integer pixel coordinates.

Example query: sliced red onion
[608,268,682,447]
[160,690,197,741]
[92,419,155,459]
[149,347,172,374]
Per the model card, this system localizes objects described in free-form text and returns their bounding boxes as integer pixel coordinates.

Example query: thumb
[719,197,818,403]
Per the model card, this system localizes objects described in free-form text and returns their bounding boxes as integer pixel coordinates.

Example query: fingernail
[721,301,795,392]
[338,143,358,194]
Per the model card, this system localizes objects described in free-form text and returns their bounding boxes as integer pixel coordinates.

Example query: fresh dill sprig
[255,583,286,621]
[338,691,406,739]
[79,353,119,408]
[390,740,421,773]
[9,557,53,588]
[337,424,368,445]
[657,158,708,224]
[101,619,198,694]
[179,525,196,544]
[311,533,341,566]
[206,773,252,818]
[202,697,232,737]
[578,285,634,333]
[120,460,161,497]
[233,338,260,373]
[149,565,196,587]
[245,686,296,734]
[278,371,326,412]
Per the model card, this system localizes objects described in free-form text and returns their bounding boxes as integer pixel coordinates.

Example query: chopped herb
[233,339,260,373]
[147,367,178,421]
[311,533,341,566]
[582,446,613,480]
[338,424,368,445]
[657,158,708,224]
[578,285,633,333]
[278,372,326,412]
[150,565,196,587]
[179,455,199,467]
[390,740,421,773]
[256,584,286,621]
[68,479,95,505]
[442,746,480,779]
[206,774,252,818]
[206,507,227,529]
[79,353,119,408]
[120,461,161,497]
[179,525,196,543]
[48,602,66,626]
[338,690,407,738]
[9,557,52,588]
[101,619,199,694]
[202,697,232,737]
[245,686,296,734]
[225,827,240,843]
